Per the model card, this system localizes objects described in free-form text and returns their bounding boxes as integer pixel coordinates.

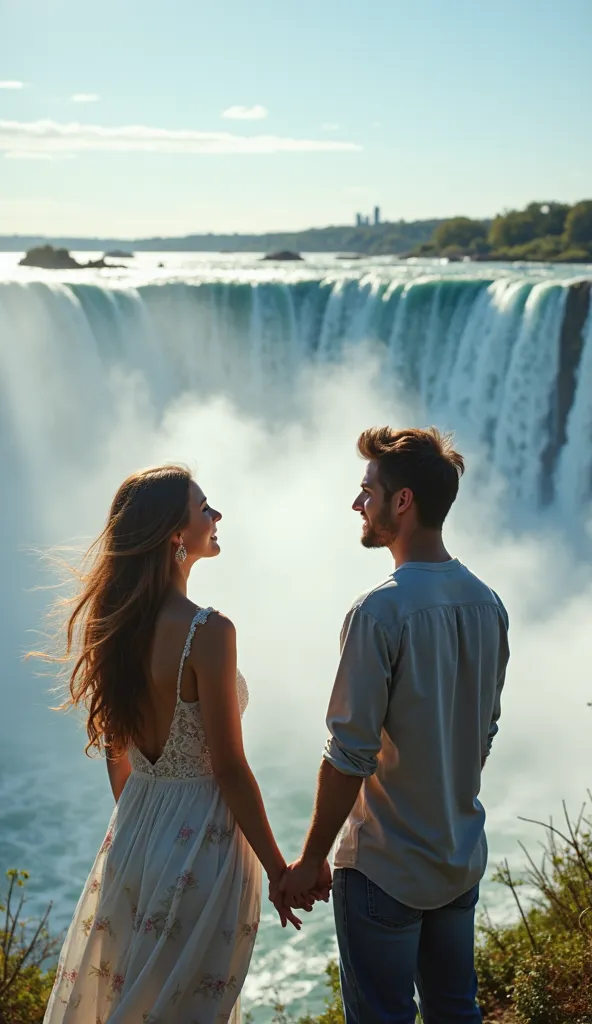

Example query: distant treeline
[0,220,443,256]
[3,203,592,261]
[416,200,592,262]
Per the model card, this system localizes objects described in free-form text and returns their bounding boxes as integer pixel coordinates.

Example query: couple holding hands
[43,425,508,1024]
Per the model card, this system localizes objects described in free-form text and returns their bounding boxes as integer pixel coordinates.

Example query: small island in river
[19,245,125,270]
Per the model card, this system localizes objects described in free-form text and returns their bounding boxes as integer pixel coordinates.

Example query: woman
[42,465,302,1024]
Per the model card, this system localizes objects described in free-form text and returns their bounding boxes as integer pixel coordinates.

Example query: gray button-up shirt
[324,559,509,910]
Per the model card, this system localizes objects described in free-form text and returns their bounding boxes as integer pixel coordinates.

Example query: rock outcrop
[19,246,124,269]
[261,250,303,262]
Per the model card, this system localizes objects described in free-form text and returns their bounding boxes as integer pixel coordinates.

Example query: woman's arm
[193,613,303,929]
[106,747,132,802]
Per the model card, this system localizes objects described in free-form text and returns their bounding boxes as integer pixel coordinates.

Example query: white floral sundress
[44,607,262,1024]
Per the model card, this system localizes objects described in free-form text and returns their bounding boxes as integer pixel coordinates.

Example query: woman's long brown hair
[39,465,191,757]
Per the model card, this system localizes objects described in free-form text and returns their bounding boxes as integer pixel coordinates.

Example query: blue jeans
[333,868,482,1024]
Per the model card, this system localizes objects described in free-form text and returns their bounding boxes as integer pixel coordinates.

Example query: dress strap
[176,607,214,698]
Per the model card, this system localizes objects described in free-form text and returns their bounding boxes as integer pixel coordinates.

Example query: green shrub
[0,870,58,1024]
[554,248,592,263]
[476,799,592,1023]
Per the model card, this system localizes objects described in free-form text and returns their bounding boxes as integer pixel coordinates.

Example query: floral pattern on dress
[99,829,114,855]
[176,870,197,891]
[55,964,80,986]
[206,824,233,845]
[193,973,237,999]
[89,960,112,981]
[110,972,125,994]
[94,916,115,938]
[176,823,195,844]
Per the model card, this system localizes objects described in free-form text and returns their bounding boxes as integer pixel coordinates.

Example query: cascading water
[1,267,591,519]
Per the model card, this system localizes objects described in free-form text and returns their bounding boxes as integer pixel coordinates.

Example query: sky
[1,0,592,237]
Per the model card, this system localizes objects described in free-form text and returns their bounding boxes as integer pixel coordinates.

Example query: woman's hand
[268,869,311,930]
[280,857,332,910]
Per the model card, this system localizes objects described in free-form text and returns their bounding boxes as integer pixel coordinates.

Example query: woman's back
[135,596,201,764]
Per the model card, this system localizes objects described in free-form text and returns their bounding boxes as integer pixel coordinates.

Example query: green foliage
[0,870,59,1024]
[420,199,592,262]
[489,202,570,249]
[476,799,592,1023]
[554,247,592,263]
[433,217,488,251]
[563,200,592,248]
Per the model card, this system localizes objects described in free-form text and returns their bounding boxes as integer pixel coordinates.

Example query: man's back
[325,558,509,909]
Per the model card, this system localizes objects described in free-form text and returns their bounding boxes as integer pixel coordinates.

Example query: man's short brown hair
[357,426,465,529]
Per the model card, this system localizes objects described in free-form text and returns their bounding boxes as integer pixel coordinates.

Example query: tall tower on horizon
[374,206,381,226]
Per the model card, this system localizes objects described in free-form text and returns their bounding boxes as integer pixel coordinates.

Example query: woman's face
[176,481,222,563]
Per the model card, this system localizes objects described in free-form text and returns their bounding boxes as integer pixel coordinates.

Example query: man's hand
[280,857,332,908]
[266,872,311,929]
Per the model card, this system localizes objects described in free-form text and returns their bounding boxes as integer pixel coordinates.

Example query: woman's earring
[175,539,187,564]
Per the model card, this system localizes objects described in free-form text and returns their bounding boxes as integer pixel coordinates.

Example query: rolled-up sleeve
[323,605,396,777]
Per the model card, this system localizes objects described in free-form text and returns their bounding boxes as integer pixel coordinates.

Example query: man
[277,426,509,1023]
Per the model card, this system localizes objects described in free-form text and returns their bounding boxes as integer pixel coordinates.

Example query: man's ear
[395,488,414,515]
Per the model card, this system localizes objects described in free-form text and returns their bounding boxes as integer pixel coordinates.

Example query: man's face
[352,461,399,549]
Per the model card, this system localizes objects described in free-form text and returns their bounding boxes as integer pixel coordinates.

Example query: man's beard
[361,503,398,549]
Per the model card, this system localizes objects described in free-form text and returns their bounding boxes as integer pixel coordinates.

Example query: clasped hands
[268,856,333,930]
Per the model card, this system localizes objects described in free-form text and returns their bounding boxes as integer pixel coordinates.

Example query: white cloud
[71,93,100,103]
[0,81,26,90]
[221,105,268,121]
[322,122,340,132]
[0,119,361,156]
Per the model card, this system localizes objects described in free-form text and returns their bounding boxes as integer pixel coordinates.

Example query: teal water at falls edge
[2,268,592,516]
[1,256,592,1020]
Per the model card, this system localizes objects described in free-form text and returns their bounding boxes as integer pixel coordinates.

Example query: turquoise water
[1,252,591,1019]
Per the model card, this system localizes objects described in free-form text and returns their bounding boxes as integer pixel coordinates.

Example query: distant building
[356,208,382,227]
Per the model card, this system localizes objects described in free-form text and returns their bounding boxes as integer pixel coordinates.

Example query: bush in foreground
[475,798,592,1022]
[0,870,58,1024]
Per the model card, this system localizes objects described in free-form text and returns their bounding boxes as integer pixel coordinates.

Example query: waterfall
[1,273,591,517]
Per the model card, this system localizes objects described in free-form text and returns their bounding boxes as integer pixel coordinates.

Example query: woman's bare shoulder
[189,609,236,665]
